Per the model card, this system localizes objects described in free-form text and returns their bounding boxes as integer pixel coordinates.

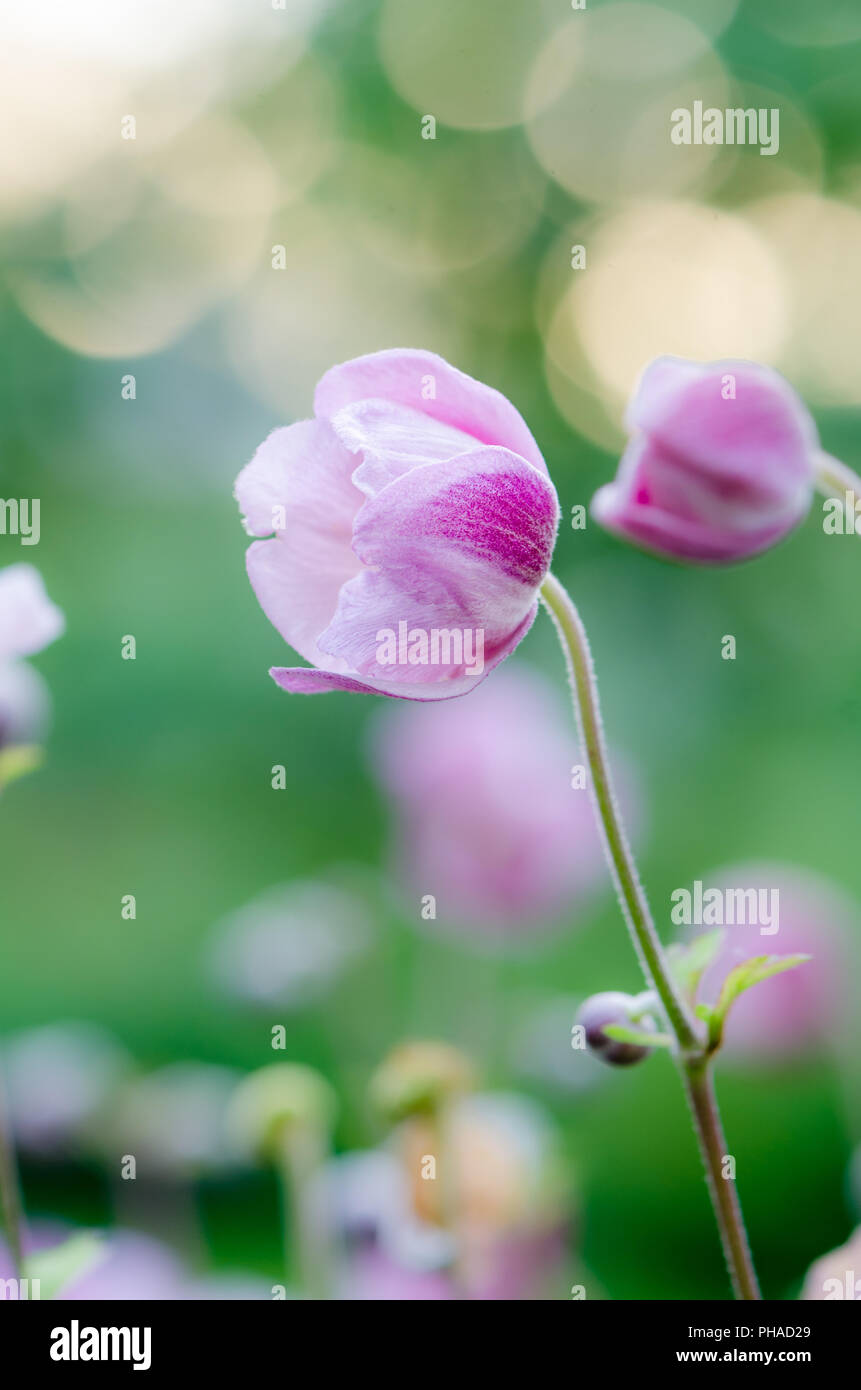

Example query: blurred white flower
[801,1227,861,1300]
[0,564,65,662]
[1,1021,130,1155]
[105,1062,244,1179]
[208,879,373,1009]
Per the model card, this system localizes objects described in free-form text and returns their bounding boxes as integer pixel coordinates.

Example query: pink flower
[235,350,559,699]
[0,564,64,750]
[591,357,819,564]
[370,664,637,938]
[0,564,64,663]
[0,1225,187,1300]
[325,1094,570,1301]
[695,865,851,1060]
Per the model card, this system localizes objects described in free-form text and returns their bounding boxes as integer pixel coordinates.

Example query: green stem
[683,1063,761,1301]
[540,573,698,1051]
[0,1075,24,1276]
[539,571,761,1300]
[278,1126,330,1300]
[815,451,861,512]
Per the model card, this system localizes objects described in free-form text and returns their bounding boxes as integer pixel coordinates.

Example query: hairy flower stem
[815,451,861,522]
[539,571,761,1301]
[683,1063,761,1300]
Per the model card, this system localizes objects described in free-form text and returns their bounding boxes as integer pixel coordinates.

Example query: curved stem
[540,573,698,1051]
[539,571,761,1301]
[815,451,861,529]
[815,451,861,495]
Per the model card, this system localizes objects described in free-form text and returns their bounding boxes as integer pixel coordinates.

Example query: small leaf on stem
[603,1023,674,1049]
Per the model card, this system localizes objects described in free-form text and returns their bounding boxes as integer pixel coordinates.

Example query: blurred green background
[1,0,860,1298]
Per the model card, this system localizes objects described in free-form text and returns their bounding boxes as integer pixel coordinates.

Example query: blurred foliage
[1,0,860,1298]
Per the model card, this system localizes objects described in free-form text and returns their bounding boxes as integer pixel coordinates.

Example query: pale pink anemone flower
[591,357,819,564]
[235,349,560,700]
[0,1225,187,1300]
[369,664,638,938]
[0,564,64,750]
[694,864,852,1061]
[0,1225,272,1300]
[323,1093,570,1300]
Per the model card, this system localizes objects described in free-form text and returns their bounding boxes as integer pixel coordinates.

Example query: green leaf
[602,1024,674,1049]
[714,953,812,1027]
[23,1232,105,1300]
[0,743,43,789]
[667,930,726,1000]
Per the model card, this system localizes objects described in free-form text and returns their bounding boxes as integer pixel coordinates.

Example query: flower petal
[270,605,536,701]
[316,447,558,683]
[626,356,817,498]
[0,564,65,663]
[235,419,361,539]
[241,420,363,668]
[330,398,480,498]
[592,435,811,564]
[314,349,547,475]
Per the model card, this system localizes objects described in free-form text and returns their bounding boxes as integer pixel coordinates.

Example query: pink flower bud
[577,991,656,1066]
[591,357,819,564]
[235,350,559,700]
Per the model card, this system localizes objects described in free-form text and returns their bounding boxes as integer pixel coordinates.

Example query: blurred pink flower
[340,1246,455,1301]
[369,664,637,938]
[182,1273,275,1300]
[0,564,64,663]
[695,865,852,1060]
[324,1092,570,1300]
[591,357,818,564]
[60,1231,187,1301]
[0,564,64,750]
[0,1225,186,1300]
[235,349,559,700]
[0,1224,272,1301]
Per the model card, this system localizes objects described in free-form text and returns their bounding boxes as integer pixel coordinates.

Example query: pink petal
[0,564,65,663]
[627,356,817,498]
[330,398,481,498]
[241,421,364,668]
[317,448,558,683]
[314,349,547,476]
[235,419,361,538]
[591,437,807,565]
[270,605,537,701]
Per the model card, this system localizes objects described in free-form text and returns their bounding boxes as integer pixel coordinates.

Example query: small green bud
[370,1041,474,1123]
[228,1063,336,1162]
